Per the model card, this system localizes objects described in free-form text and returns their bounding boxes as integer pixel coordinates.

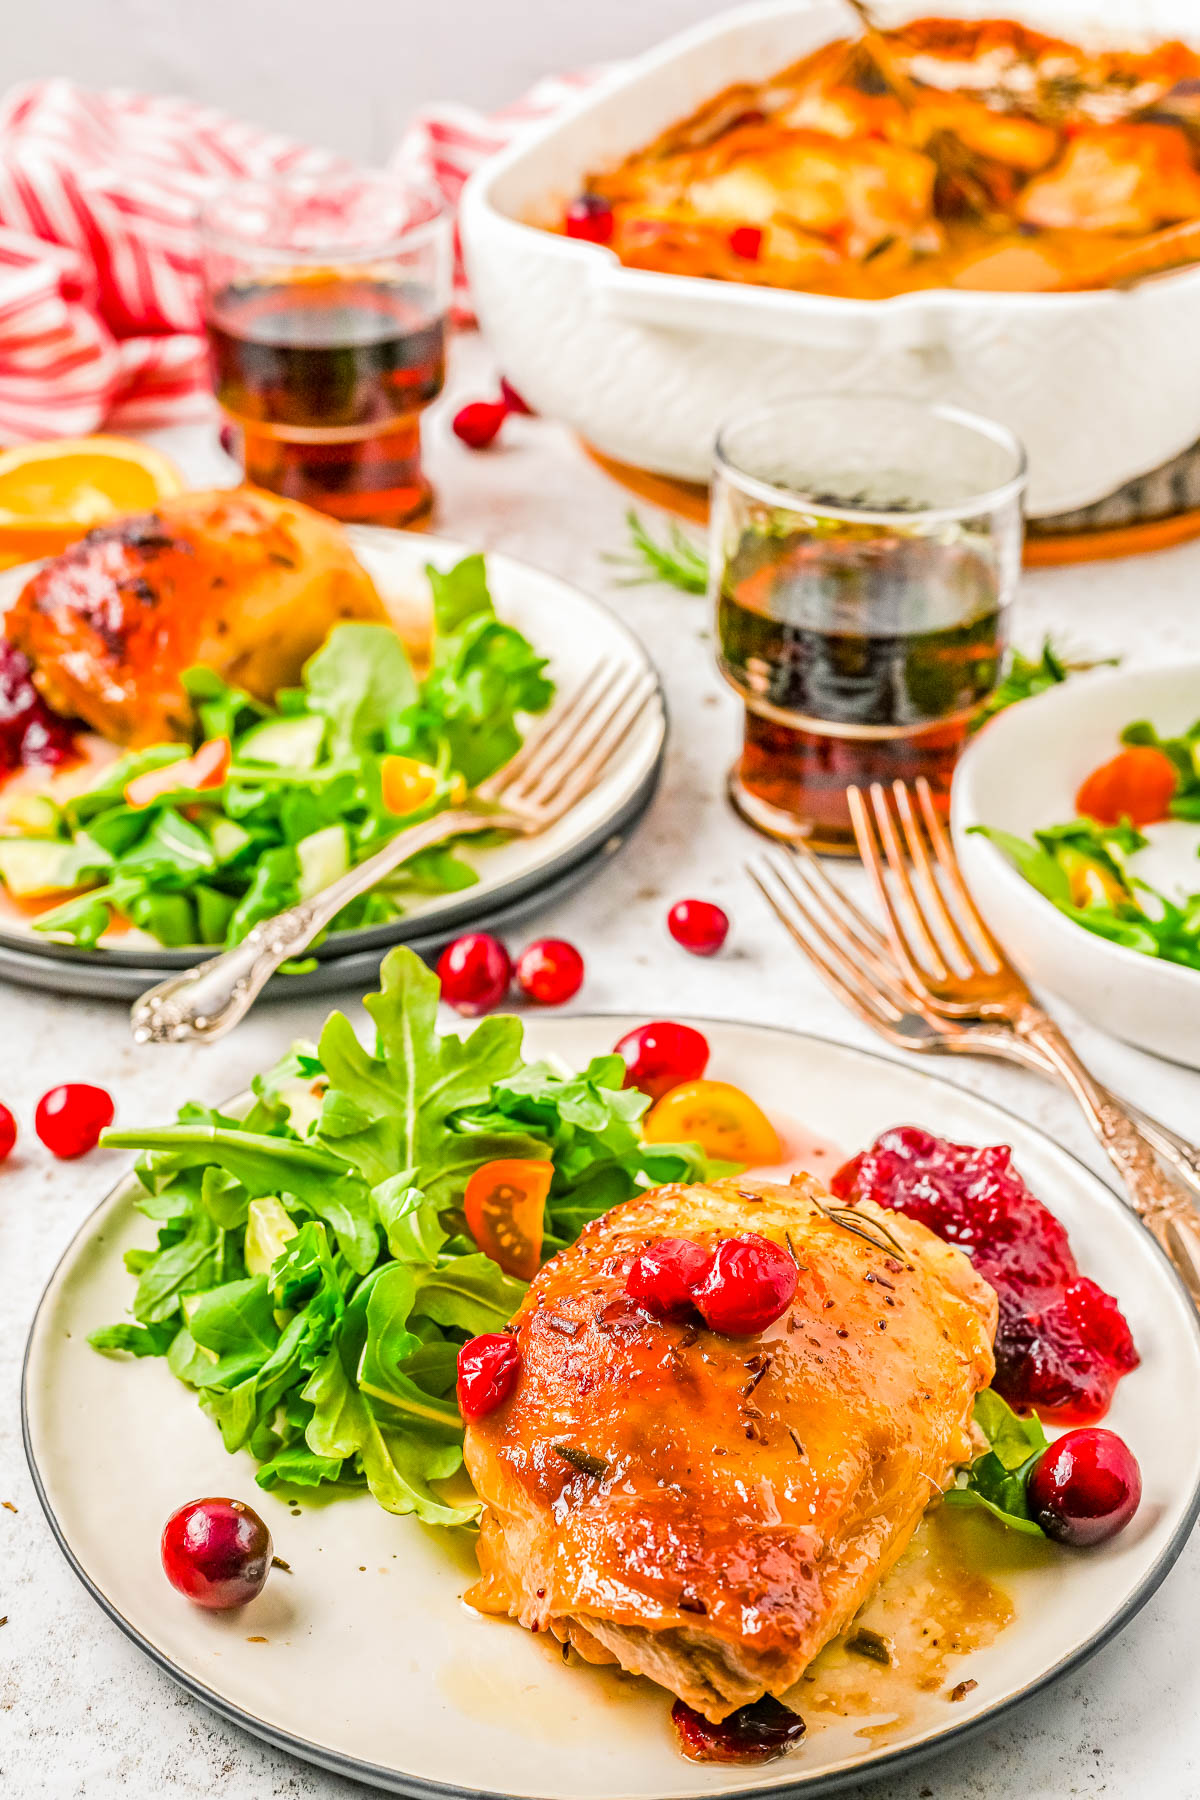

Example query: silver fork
[131,660,660,1045]
[748,839,1200,1201]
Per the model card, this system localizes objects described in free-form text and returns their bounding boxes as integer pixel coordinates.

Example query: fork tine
[510,664,645,809]
[749,859,908,1035]
[866,782,957,980]
[914,777,1023,976]
[847,784,946,987]
[890,780,982,974]
[788,838,891,959]
[491,661,617,797]
[770,849,922,1017]
[531,671,658,817]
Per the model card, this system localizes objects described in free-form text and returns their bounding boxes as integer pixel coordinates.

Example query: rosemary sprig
[973,639,1119,730]
[553,1444,610,1479]
[605,509,709,595]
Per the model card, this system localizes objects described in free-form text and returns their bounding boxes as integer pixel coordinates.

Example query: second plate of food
[24,988,1200,1799]
[0,517,665,970]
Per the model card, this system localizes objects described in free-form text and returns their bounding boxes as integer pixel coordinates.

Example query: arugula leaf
[315,947,525,1192]
[943,1391,1049,1535]
[87,1321,178,1358]
[302,623,418,757]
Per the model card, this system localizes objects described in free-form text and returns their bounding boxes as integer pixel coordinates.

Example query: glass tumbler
[200,172,451,528]
[712,395,1027,854]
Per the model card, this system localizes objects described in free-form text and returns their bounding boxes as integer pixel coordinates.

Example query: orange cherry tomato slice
[124,736,231,809]
[463,1158,553,1280]
[642,1080,782,1166]
[1075,745,1178,828]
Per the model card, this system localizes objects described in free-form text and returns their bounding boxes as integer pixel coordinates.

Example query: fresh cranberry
[0,1101,15,1162]
[694,1234,797,1335]
[457,1332,521,1419]
[667,899,729,957]
[499,377,534,416]
[0,640,78,774]
[614,1021,710,1101]
[35,1083,115,1159]
[833,1126,1139,1423]
[626,1237,713,1320]
[452,399,508,450]
[161,1497,272,1609]
[436,933,512,1015]
[565,193,615,245]
[672,1696,806,1763]
[729,225,763,261]
[514,938,584,1006]
[1027,1428,1142,1547]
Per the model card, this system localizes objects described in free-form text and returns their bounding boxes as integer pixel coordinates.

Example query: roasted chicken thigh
[5,487,385,746]
[465,1174,996,1721]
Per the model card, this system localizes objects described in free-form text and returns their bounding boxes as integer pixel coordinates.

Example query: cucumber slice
[238,714,326,770]
[0,837,108,898]
[209,817,253,864]
[296,823,350,901]
[245,1197,299,1278]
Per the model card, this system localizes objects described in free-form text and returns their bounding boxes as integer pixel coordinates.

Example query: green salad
[90,948,716,1525]
[0,555,552,952]
[974,711,1200,973]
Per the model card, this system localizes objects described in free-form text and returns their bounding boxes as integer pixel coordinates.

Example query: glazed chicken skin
[5,486,385,747]
[464,1174,997,1722]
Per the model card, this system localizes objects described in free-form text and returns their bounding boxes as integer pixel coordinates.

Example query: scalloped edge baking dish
[461,0,1200,517]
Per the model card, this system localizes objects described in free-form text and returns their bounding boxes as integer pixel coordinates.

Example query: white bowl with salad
[952,661,1200,1069]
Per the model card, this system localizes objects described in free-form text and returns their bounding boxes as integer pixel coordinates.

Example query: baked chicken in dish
[5,487,385,747]
[565,15,1200,297]
[464,1173,997,1721]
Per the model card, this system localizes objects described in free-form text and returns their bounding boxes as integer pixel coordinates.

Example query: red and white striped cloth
[0,72,599,444]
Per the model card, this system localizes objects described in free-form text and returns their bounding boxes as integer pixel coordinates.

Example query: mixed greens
[974,711,1200,974]
[90,947,713,1525]
[0,555,552,952]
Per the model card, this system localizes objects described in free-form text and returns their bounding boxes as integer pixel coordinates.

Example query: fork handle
[946,1021,1200,1207]
[1014,1003,1200,1310]
[129,807,519,1046]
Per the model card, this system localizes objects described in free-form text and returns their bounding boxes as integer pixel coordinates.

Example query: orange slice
[0,436,185,559]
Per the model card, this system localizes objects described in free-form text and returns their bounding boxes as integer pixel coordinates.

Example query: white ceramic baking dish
[461,0,1200,517]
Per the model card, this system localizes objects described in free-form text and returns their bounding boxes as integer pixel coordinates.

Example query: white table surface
[4,334,1200,1799]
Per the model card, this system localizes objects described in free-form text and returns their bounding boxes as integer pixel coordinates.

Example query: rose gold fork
[844,776,1200,1306]
[130,659,661,1046]
[747,837,1200,1200]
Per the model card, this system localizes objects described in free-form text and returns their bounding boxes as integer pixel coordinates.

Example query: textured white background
[3,332,1200,1795]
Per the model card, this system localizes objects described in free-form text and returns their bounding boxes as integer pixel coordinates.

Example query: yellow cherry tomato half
[380,754,440,816]
[463,1157,553,1281]
[643,1080,782,1166]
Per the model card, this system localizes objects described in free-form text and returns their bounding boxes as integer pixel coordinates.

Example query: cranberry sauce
[671,1697,806,1764]
[0,639,78,776]
[831,1126,1138,1424]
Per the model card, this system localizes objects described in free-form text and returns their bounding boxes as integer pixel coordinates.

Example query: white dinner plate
[0,526,665,965]
[952,660,1200,1068]
[23,1018,1200,1798]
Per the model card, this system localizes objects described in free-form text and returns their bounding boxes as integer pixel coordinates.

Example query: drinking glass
[712,395,1027,854]
[199,172,452,528]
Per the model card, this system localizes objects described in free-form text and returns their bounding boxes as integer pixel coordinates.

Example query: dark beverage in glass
[201,176,450,528]
[711,398,1026,853]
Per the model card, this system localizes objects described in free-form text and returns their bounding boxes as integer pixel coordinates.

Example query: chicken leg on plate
[464,1173,996,1722]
